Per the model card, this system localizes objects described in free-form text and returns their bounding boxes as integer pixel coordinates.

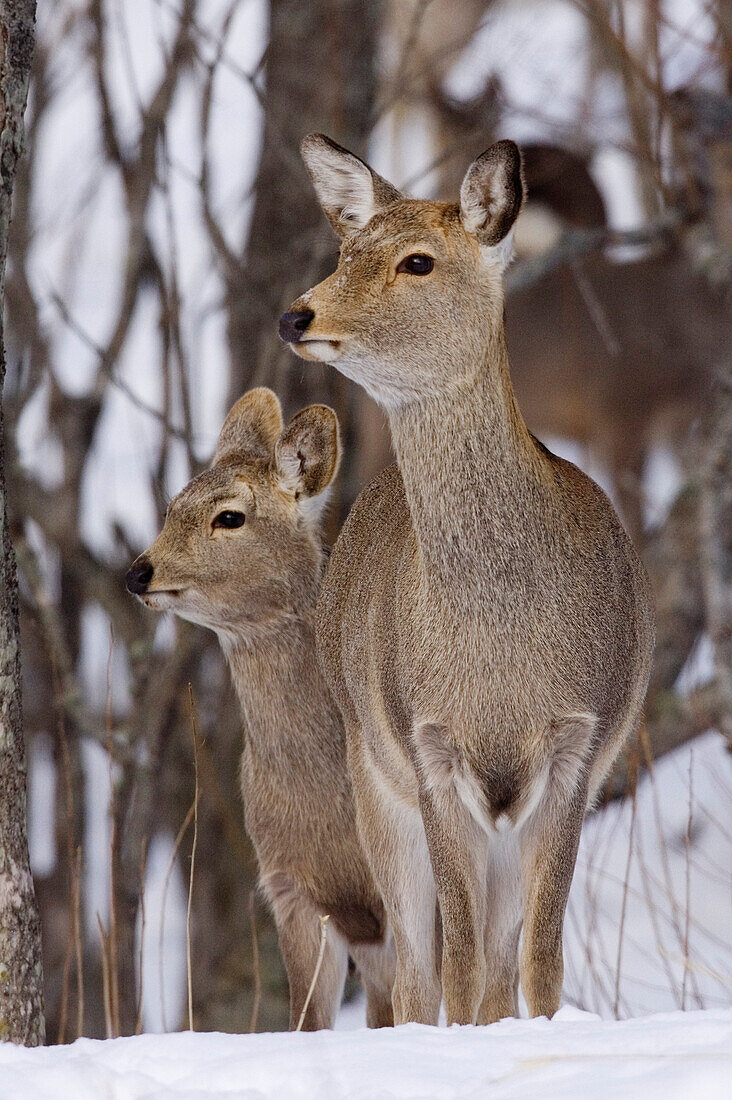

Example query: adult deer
[506,244,726,540]
[280,136,655,1025]
[126,389,394,1030]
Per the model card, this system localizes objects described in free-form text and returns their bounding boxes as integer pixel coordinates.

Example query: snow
[1,1007,731,1099]
[564,732,731,1017]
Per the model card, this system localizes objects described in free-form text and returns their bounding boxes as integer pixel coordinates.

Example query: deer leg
[266,875,349,1030]
[478,834,522,1024]
[419,786,488,1026]
[351,935,396,1028]
[348,739,441,1026]
[518,785,586,1018]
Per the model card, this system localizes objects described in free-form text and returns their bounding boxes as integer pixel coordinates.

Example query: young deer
[126,388,394,1030]
[280,137,655,1026]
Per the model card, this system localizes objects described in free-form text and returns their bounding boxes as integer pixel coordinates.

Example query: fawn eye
[212,510,245,530]
[396,253,434,276]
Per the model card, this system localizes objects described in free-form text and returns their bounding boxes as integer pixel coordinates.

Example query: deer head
[280,135,524,407]
[126,388,340,641]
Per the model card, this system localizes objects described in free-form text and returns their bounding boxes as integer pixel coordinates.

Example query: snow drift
[1,1007,731,1099]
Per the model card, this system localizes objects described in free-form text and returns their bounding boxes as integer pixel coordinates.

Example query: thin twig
[136,838,149,1035]
[248,891,261,1034]
[97,914,113,1040]
[56,677,74,1045]
[158,801,195,1031]
[506,218,681,297]
[73,845,85,1039]
[106,629,121,1037]
[50,290,191,440]
[682,749,695,1009]
[55,654,82,1045]
[57,920,71,1044]
[295,915,330,1032]
[613,766,638,1018]
[186,683,201,1032]
[197,737,256,872]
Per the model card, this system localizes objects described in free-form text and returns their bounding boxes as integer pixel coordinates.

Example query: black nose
[279,309,314,344]
[126,558,154,595]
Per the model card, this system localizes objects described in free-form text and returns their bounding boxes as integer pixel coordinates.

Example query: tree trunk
[224,0,387,521]
[0,0,44,1046]
[229,0,383,401]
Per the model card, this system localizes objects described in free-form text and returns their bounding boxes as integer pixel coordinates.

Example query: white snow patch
[643,446,683,531]
[566,733,731,1017]
[81,737,113,934]
[138,832,188,1034]
[1,1008,731,1099]
[27,733,57,878]
[675,634,716,697]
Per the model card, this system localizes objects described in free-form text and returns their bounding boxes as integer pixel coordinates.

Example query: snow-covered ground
[16,0,730,1070]
[2,1008,731,1099]
[564,731,731,1017]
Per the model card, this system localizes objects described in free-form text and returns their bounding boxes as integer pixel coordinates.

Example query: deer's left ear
[275,404,341,503]
[459,140,524,252]
[301,133,403,239]
[214,388,284,464]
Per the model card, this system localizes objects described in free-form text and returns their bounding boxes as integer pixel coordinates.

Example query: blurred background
[5,0,730,1039]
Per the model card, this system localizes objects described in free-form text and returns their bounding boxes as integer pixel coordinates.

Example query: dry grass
[248,891,262,1034]
[296,915,330,1033]
[566,734,730,1018]
[186,684,201,1032]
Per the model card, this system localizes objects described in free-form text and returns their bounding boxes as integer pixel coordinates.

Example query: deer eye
[396,253,434,276]
[212,510,245,530]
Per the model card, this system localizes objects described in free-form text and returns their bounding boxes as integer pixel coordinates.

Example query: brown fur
[283,137,655,1026]
[128,388,394,1030]
[506,246,727,539]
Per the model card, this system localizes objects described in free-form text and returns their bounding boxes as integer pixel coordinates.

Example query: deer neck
[222,612,325,750]
[388,330,543,592]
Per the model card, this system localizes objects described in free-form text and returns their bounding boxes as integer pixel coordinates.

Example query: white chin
[144,593,178,612]
[293,340,343,363]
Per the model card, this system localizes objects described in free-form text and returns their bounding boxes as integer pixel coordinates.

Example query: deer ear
[301,133,403,239]
[459,140,524,254]
[275,404,341,507]
[214,388,284,464]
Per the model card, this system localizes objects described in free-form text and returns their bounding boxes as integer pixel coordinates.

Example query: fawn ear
[301,133,403,239]
[459,140,524,255]
[214,388,284,464]
[275,404,341,509]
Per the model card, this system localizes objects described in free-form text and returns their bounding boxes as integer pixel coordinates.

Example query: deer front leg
[351,937,396,1028]
[518,785,586,1018]
[419,786,488,1026]
[348,738,441,1025]
[478,835,522,1024]
[265,873,349,1030]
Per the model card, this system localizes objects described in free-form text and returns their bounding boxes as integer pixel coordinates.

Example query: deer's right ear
[301,134,403,239]
[460,140,524,253]
[214,388,284,464]
[275,404,341,505]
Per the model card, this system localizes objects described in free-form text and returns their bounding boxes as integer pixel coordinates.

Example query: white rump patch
[413,722,493,835]
[550,711,598,804]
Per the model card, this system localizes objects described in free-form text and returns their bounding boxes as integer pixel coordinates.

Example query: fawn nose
[279,309,314,343]
[126,557,154,595]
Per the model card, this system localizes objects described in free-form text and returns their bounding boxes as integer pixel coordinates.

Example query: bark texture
[223,0,387,514]
[0,0,44,1046]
